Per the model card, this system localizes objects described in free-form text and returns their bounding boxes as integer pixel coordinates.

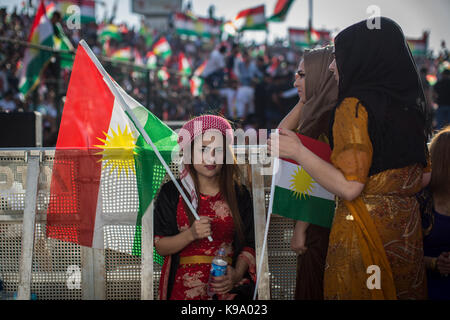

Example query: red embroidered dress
[170,192,234,300]
[154,180,256,300]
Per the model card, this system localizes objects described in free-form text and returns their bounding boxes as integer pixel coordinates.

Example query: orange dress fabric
[324,97,427,300]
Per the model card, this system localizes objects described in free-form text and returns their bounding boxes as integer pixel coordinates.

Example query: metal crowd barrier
[0,147,297,300]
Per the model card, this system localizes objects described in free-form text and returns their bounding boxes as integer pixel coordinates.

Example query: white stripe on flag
[275,159,334,201]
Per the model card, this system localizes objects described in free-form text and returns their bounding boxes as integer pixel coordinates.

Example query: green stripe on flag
[129,105,178,261]
[19,36,54,97]
[272,186,335,228]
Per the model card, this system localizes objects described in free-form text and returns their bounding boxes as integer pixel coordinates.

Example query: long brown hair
[429,125,450,198]
[182,138,246,244]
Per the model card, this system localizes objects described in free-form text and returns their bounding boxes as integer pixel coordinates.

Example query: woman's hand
[268,129,304,162]
[436,252,450,275]
[291,221,309,255]
[209,266,240,295]
[189,216,211,241]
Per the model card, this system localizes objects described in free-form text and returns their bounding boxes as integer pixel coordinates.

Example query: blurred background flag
[178,52,192,76]
[233,5,267,32]
[18,0,54,98]
[145,51,157,69]
[98,24,122,43]
[152,36,172,60]
[268,0,295,22]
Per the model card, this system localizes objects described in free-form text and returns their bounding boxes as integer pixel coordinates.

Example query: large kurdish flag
[270,134,335,228]
[18,0,54,97]
[46,42,178,256]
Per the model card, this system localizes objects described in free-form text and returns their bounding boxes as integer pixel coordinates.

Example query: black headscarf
[329,17,431,176]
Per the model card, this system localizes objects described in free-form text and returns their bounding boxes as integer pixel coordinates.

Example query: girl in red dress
[154,115,256,300]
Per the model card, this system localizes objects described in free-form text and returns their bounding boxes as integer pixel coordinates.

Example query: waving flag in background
[268,0,295,22]
[18,0,54,97]
[233,5,267,32]
[152,37,172,61]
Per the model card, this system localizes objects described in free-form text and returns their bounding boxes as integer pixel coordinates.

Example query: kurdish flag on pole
[233,5,267,32]
[18,0,54,97]
[268,0,295,22]
[270,133,335,228]
[46,41,178,256]
[152,37,172,60]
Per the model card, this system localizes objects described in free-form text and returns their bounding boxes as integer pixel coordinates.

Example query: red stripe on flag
[273,0,290,15]
[235,5,265,19]
[280,133,332,165]
[28,0,46,42]
[47,45,115,247]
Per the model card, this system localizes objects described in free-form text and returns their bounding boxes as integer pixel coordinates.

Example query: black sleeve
[153,180,180,238]
[237,184,255,250]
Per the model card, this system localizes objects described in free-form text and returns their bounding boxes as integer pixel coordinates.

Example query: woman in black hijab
[269,17,431,299]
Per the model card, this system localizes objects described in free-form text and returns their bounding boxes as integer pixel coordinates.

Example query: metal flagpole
[253,133,280,300]
[79,40,213,242]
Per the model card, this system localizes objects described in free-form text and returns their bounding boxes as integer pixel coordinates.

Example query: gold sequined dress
[323,98,428,300]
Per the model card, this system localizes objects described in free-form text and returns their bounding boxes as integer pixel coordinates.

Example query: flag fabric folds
[288,28,331,47]
[18,0,54,97]
[233,5,267,32]
[270,133,335,228]
[268,0,295,22]
[174,12,221,39]
[46,42,178,256]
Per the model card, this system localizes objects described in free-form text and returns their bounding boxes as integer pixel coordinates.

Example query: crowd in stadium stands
[0,6,449,147]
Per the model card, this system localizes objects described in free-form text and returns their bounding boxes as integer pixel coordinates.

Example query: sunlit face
[293,59,306,103]
[329,58,339,83]
[191,133,224,179]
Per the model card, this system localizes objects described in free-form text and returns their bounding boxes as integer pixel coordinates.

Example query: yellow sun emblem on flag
[289,167,316,200]
[94,125,137,178]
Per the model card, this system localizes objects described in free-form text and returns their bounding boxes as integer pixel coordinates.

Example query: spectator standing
[202,45,227,89]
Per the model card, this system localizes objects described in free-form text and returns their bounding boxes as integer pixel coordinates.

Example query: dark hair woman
[269,17,431,300]
[278,46,338,300]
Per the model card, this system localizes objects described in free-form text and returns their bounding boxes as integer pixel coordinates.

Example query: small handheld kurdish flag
[270,133,335,228]
[46,41,178,260]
